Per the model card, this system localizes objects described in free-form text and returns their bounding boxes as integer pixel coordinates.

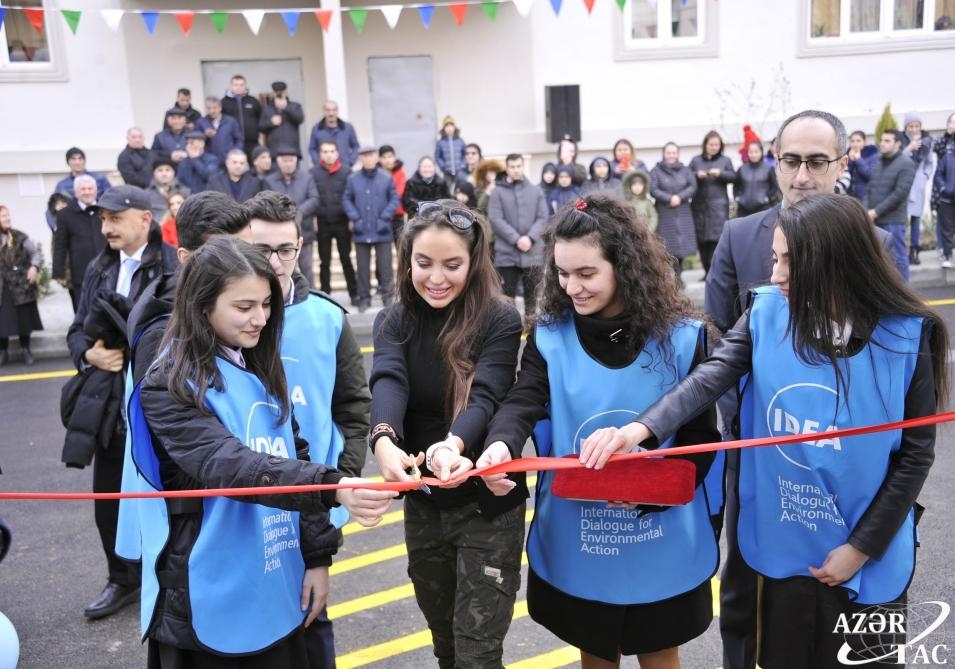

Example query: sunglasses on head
[417,201,475,231]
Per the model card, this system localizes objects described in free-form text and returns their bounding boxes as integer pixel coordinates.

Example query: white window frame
[614,0,719,61]
[799,0,955,57]
[0,2,68,82]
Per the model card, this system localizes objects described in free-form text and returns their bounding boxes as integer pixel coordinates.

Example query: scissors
[410,458,431,495]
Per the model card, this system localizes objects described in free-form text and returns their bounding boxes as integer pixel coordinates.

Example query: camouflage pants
[404,496,526,669]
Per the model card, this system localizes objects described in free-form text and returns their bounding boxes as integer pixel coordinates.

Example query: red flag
[449,4,468,25]
[582,0,596,13]
[174,11,195,36]
[314,10,333,32]
[23,8,45,33]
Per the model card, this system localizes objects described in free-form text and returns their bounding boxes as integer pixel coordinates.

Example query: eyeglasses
[417,201,475,231]
[777,155,842,175]
[255,245,299,261]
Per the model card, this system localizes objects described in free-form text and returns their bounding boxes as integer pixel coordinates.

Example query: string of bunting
[0,0,681,37]
[1,408,951,501]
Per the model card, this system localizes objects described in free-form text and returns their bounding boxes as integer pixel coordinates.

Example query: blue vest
[116,365,143,561]
[282,294,348,527]
[131,357,307,653]
[738,287,921,604]
[527,317,720,605]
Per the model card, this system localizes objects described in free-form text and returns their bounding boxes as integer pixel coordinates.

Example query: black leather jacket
[637,310,937,561]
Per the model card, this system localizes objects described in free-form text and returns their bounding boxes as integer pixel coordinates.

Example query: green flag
[210,12,229,33]
[348,9,369,32]
[61,9,81,34]
[482,2,499,20]
[615,0,626,10]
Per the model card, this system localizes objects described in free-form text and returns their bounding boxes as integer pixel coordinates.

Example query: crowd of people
[1,95,953,669]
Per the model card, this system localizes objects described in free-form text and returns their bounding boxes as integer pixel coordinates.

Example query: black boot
[22,347,34,365]
[0,350,7,367]
[910,247,921,265]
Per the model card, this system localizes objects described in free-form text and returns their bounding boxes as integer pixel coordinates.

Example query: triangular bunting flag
[314,10,333,32]
[141,11,160,35]
[174,11,194,36]
[281,11,300,35]
[417,5,435,28]
[449,4,468,25]
[380,6,402,29]
[23,8,45,33]
[242,10,266,35]
[482,1,499,20]
[549,0,562,16]
[101,9,124,31]
[582,0,596,13]
[61,10,81,34]
[348,9,369,33]
[0,8,5,32]
[210,12,229,33]
[512,0,535,17]
[615,0,626,10]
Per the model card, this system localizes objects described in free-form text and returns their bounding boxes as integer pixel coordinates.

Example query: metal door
[367,56,437,172]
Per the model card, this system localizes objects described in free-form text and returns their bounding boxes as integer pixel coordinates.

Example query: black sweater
[369,298,527,515]
[485,313,719,486]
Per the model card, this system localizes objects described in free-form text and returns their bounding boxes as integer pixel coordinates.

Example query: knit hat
[251,146,271,161]
[556,165,575,178]
[903,112,923,127]
[441,115,456,128]
[741,124,761,147]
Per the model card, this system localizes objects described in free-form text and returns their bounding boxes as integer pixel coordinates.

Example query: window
[802,0,955,55]
[615,0,719,60]
[0,0,67,81]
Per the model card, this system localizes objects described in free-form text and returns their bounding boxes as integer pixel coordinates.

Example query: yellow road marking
[926,298,955,306]
[337,600,531,668]
[509,646,580,669]
[0,369,76,383]
[328,583,415,619]
[330,544,407,575]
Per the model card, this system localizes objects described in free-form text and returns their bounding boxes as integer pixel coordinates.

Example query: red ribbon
[2,410,953,501]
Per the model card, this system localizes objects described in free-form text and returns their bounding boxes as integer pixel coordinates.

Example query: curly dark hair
[537,194,701,358]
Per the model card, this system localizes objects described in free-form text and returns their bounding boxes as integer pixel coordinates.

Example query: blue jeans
[879,223,909,282]
[909,216,921,250]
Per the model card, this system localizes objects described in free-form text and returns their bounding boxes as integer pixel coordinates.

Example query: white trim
[614,0,718,61]
[0,3,69,82]
[798,0,955,57]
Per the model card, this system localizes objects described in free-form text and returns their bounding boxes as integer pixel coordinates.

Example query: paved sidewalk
[15,250,955,362]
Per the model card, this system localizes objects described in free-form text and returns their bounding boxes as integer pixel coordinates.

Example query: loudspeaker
[545,85,580,143]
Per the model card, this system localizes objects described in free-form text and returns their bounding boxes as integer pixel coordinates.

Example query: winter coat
[903,131,935,218]
[434,136,467,177]
[867,151,917,226]
[581,158,623,199]
[206,172,263,203]
[846,144,879,203]
[342,167,400,244]
[734,158,779,217]
[487,179,549,268]
[259,99,305,156]
[53,201,105,287]
[934,151,955,203]
[220,94,262,145]
[387,161,408,217]
[264,169,320,243]
[650,160,698,258]
[689,153,735,243]
[196,115,243,164]
[611,158,648,176]
[622,170,657,233]
[402,172,451,216]
[548,184,581,214]
[0,229,40,306]
[308,120,361,169]
[176,152,221,194]
[311,161,350,225]
[117,146,155,189]
[151,129,188,163]
[146,180,192,222]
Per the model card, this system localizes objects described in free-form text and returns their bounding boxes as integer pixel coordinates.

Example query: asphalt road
[1,288,954,668]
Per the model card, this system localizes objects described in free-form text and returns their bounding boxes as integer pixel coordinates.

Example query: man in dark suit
[53,175,104,312]
[206,149,263,202]
[705,109,894,669]
[64,185,178,620]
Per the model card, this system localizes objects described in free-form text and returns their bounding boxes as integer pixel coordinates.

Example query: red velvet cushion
[551,455,696,505]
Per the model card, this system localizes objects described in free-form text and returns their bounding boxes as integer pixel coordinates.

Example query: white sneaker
[943,259,953,269]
